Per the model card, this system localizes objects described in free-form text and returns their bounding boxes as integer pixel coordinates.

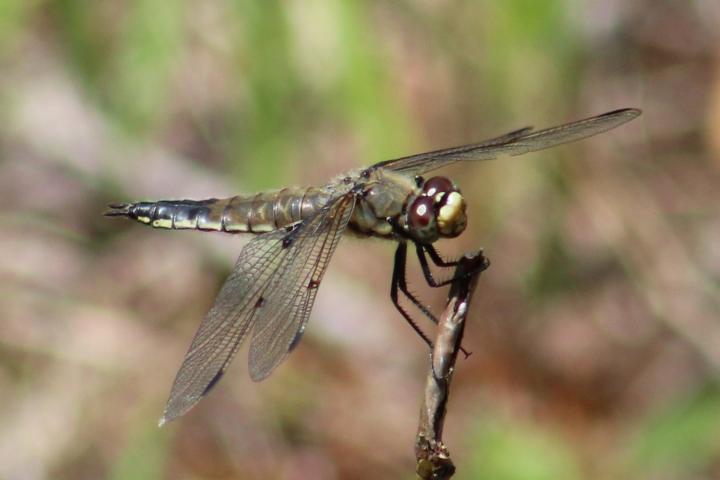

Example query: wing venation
[159,192,355,425]
[375,108,640,175]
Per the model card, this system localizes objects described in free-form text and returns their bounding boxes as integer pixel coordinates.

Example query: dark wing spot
[282,223,303,248]
[307,279,319,289]
[255,296,265,309]
[288,328,305,352]
[201,369,225,397]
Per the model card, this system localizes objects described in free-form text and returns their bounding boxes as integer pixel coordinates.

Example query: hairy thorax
[348,168,419,239]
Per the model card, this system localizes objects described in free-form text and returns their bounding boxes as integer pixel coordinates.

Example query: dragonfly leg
[391,242,435,348]
[424,244,461,268]
[391,243,473,357]
[416,244,489,288]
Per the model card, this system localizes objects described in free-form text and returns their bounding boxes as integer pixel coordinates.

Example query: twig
[415,250,489,480]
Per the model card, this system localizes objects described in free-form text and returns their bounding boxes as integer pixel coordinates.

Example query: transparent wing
[248,193,355,381]
[160,192,355,425]
[372,108,640,176]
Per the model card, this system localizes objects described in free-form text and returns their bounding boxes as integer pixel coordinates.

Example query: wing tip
[157,402,190,427]
[604,107,642,120]
[248,363,275,382]
[158,404,182,427]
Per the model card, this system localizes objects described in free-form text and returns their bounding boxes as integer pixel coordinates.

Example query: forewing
[160,192,355,424]
[248,193,356,381]
[374,108,640,176]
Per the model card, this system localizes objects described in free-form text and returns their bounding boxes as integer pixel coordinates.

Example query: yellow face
[436,190,467,238]
[406,176,467,244]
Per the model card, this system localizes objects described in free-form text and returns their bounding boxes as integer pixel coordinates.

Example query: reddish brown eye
[422,176,454,197]
[409,196,434,228]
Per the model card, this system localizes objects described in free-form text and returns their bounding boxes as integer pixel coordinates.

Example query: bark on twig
[415,251,489,480]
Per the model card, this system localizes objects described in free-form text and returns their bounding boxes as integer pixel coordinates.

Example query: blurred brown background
[1,1,719,479]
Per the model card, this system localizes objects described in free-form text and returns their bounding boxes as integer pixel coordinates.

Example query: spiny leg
[391,242,435,348]
[424,243,461,268]
[391,243,471,357]
[416,244,489,288]
[415,244,458,288]
[426,243,490,274]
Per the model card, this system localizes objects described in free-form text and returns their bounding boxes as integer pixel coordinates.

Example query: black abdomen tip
[104,203,132,217]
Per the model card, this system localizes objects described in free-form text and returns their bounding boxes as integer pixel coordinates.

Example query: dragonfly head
[406,176,467,243]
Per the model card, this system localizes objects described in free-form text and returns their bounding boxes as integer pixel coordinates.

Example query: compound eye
[408,196,435,229]
[422,176,454,198]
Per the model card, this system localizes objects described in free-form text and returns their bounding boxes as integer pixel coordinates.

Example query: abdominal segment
[105,187,331,233]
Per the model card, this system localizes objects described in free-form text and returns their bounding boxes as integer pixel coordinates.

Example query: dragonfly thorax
[404,176,467,244]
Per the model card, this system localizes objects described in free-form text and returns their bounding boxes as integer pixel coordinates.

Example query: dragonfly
[106,108,640,425]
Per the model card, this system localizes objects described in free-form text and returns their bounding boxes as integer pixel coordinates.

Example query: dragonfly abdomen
[221,188,330,233]
[105,187,331,233]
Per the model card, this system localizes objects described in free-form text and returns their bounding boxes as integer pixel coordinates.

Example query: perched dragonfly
[106,108,640,424]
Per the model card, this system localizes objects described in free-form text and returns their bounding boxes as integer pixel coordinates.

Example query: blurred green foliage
[466,417,582,480]
[109,408,170,480]
[51,0,184,132]
[481,0,579,118]
[40,0,414,190]
[626,385,720,478]
[227,0,414,188]
[228,0,300,188]
[0,0,38,54]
